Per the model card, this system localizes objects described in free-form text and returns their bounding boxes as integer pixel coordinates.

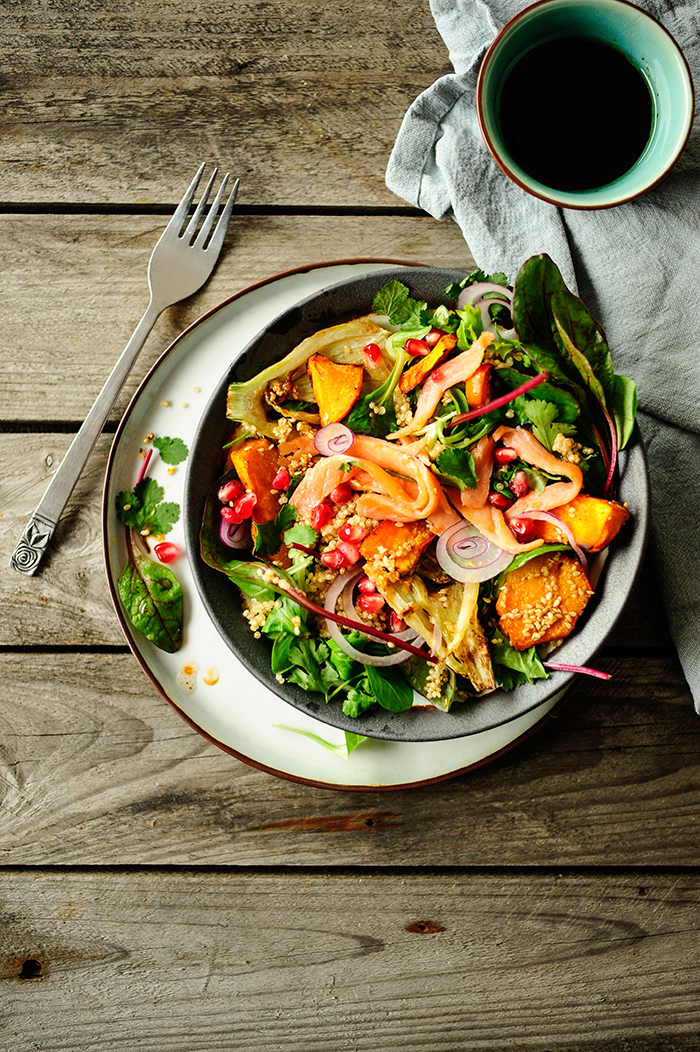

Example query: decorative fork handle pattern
[11,511,57,576]
[11,301,160,576]
[11,164,237,577]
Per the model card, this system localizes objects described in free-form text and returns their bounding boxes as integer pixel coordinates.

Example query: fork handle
[11,300,162,576]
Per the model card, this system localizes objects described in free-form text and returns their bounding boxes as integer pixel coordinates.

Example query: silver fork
[11,163,239,576]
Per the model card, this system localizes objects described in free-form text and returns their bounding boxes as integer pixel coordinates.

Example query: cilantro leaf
[433,446,478,490]
[371,280,429,329]
[116,477,180,535]
[516,398,577,452]
[342,680,378,718]
[284,522,318,549]
[444,269,510,300]
[152,435,189,466]
[252,502,297,557]
[391,297,429,330]
[372,280,410,318]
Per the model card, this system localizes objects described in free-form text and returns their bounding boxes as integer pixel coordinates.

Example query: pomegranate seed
[218,479,245,503]
[389,611,407,632]
[320,548,349,570]
[338,523,367,543]
[406,338,430,357]
[154,541,178,563]
[220,506,239,521]
[488,490,513,510]
[494,446,518,465]
[509,470,531,498]
[429,369,444,384]
[329,482,353,504]
[233,491,257,520]
[363,342,382,368]
[272,468,291,490]
[510,517,538,543]
[425,328,445,347]
[357,593,385,613]
[311,502,333,530]
[357,576,376,594]
[337,540,361,564]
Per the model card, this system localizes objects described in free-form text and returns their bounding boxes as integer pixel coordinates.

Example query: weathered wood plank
[1,435,119,645]
[0,651,695,866]
[0,0,448,205]
[1,869,699,1051]
[0,213,472,422]
[0,430,670,647]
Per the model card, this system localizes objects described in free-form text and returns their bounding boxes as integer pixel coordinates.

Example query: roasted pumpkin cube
[398,333,458,394]
[464,363,492,408]
[307,354,363,426]
[496,551,593,650]
[227,438,284,524]
[360,519,435,587]
[533,494,630,552]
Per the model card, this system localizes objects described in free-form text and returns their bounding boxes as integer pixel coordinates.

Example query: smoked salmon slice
[289,433,442,523]
[493,426,583,520]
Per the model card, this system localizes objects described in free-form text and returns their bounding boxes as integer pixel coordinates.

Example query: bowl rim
[182,265,651,743]
[476,0,695,210]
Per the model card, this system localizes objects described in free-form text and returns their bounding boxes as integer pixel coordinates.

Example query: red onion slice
[436,521,514,583]
[456,282,514,329]
[314,422,354,456]
[324,567,417,666]
[220,517,252,549]
[518,510,588,574]
[340,571,419,644]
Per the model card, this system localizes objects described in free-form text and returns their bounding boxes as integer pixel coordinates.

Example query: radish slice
[436,521,513,583]
[314,422,354,456]
[518,509,589,575]
[324,567,419,666]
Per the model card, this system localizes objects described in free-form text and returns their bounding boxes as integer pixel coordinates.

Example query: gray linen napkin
[386,0,700,707]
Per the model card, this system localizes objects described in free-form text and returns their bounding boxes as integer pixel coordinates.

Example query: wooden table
[2,2,698,1048]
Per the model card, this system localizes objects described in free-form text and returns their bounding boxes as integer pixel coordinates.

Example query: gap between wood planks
[0,864,697,875]
[0,203,428,217]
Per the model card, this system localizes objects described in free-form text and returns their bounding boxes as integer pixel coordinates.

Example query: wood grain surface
[1,870,698,1051]
[0,0,449,205]
[0,647,695,864]
[3,1,699,1046]
[0,214,472,422]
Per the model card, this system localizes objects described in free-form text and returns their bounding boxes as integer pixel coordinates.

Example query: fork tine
[202,177,240,255]
[183,166,218,242]
[168,161,206,233]
[194,172,231,248]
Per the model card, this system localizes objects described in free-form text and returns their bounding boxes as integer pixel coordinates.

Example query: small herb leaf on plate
[118,531,183,653]
[152,435,190,466]
[116,477,180,535]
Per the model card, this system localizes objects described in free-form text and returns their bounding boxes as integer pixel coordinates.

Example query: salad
[198,254,637,718]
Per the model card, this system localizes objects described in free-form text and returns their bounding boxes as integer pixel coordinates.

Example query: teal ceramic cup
[476,0,694,208]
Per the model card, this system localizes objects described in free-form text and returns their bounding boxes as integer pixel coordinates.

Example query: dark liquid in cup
[498,37,653,192]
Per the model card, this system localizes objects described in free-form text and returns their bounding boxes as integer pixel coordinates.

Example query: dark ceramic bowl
[184,268,649,742]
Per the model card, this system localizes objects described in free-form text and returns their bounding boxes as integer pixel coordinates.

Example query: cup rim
[476,0,695,209]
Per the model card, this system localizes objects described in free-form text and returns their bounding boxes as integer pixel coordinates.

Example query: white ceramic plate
[103,260,566,790]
